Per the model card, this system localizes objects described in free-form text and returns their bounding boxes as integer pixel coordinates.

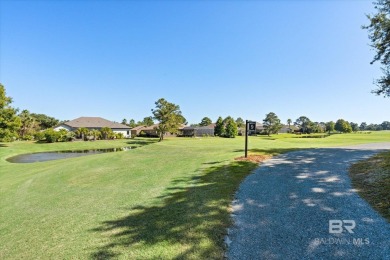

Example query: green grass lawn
[349,150,390,222]
[0,132,389,259]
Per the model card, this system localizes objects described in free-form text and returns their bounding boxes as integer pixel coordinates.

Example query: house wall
[54,125,130,138]
[193,128,214,137]
[112,128,131,138]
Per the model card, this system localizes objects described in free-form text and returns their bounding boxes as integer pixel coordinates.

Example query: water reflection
[7,146,137,163]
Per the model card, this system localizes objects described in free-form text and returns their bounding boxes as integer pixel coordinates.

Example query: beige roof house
[53,117,131,137]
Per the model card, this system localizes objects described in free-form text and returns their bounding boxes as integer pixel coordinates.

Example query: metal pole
[245,120,248,158]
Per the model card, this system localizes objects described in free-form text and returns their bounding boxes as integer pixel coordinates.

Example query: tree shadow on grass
[233,147,300,156]
[90,160,258,259]
[126,139,158,146]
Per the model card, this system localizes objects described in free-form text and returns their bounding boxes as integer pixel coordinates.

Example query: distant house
[136,124,187,137]
[54,117,131,138]
[139,124,159,137]
[130,125,147,137]
[279,125,297,133]
[181,124,215,137]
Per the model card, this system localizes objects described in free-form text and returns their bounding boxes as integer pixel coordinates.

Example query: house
[280,125,298,133]
[180,124,215,137]
[54,117,131,138]
[136,124,187,137]
[130,125,147,137]
[138,124,159,137]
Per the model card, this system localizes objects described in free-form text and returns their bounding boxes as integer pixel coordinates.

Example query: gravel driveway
[227,143,390,259]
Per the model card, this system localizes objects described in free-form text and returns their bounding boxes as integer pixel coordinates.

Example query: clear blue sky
[0,0,389,125]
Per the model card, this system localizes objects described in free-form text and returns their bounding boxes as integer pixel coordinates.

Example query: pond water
[6,146,136,163]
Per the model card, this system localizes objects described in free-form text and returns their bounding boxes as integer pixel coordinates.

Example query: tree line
[1,84,389,143]
[262,112,390,136]
[0,84,61,142]
[0,84,126,143]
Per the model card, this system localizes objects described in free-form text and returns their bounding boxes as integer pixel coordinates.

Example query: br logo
[329,220,356,234]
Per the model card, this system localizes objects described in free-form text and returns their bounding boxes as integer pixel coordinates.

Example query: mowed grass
[0,131,389,259]
[349,150,390,222]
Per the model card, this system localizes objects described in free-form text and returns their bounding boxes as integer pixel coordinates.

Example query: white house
[54,117,131,138]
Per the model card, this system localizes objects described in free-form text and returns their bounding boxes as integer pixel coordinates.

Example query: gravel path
[227,143,390,259]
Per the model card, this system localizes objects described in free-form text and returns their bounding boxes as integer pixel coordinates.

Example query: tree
[128,119,137,128]
[19,110,39,140]
[294,116,312,134]
[363,0,390,97]
[325,121,335,134]
[214,116,224,136]
[335,119,352,133]
[360,122,367,131]
[224,117,238,138]
[151,98,185,141]
[89,129,101,140]
[287,119,292,132]
[122,119,127,125]
[100,127,113,140]
[236,117,245,128]
[381,121,390,130]
[309,122,323,133]
[0,84,21,141]
[142,116,154,126]
[30,113,59,129]
[366,123,382,131]
[75,127,89,140]
[199,117,212,126]
[263,112,282,136]
[350,122,360,132]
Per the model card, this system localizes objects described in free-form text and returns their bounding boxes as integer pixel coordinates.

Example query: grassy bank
[1,131,389,259]
[349,150,390,222]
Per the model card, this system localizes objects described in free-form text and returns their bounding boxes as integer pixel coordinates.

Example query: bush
[66,131,76,141]
[44,129,60,143]
[34,131,45,141]
[56,129,69,142]
[22,134,34,141]
[115,133,124,139]
[139,130,147,137]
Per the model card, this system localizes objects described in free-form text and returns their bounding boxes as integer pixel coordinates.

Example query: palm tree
[19,110,38,139]
[89,129,101,141]
[75,127,89,140]
[100,127,113,140]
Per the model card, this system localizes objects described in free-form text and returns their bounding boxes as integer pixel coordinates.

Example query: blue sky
[0,0,389,125]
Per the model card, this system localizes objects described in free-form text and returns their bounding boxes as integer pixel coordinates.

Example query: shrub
[34,131,45,141]
[22,134,34,141]
[44,129,60,143]
[115,133,124,139]
[139,130,147,137]
[66,131,76,142]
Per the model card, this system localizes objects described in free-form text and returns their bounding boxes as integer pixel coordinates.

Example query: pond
[6,146,136,163]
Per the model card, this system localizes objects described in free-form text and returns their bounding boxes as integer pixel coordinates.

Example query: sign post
[245,120,248,158]
[245,120,256,158]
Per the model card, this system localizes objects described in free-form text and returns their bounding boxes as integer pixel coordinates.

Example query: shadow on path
[228,147,390,259]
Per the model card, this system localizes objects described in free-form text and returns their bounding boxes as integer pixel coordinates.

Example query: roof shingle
[63,117,130,129]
